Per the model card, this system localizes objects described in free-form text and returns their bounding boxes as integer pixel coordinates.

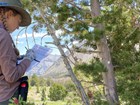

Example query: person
[0,0,35,104]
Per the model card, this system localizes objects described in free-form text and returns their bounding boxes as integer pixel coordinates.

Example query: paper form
[19,44,52,73]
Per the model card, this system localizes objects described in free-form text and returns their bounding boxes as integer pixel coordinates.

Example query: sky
[11,25,61,55]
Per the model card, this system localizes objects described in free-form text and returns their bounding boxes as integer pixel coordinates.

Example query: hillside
[25,48,94,78]
[42,52,94,79]
[25,54,61,76]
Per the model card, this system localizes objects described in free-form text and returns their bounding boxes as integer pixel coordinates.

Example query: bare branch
[32,26,37,44]
[63,0,73,4]
[68,2,91,14]
[66,55,76,65]
[74,49,101,54]
[41,34,48,45]
[69,17,95,27]
[123,27,138,44]
[45,42,55,45]
[16,28,26,45]
[25,27,29,49]
[66,45,78,62]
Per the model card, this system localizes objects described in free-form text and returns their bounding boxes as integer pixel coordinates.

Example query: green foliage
[64,81,76,92]
[117,62,140,104]
[48,83,68,101]
[10,96,35,105]
[29,74,39,86]
[39,77,47,86]
[93,28,104,41]
[57,4,71,25]
[100,2,140,103]
[74,59,106,82]
[29,75,47,87]
[41,88,47,101]
[92,91,108,105]
[46,78,54,86]
[36,84,40,93]
[92,16,103,24]
[22,0,140,104]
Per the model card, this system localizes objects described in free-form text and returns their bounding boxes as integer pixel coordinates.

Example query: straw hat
[0,0,31,26]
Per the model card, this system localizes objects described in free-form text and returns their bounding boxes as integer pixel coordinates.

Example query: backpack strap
[19,76,29,101]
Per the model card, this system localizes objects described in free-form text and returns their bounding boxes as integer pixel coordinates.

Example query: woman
[0,0,35,104]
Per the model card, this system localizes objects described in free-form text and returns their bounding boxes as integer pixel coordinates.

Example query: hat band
[0,2,9,6]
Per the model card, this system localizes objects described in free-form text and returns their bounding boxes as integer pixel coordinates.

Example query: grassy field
[27,86,81,105]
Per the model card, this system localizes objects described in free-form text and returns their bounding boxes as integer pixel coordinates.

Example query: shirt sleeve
[0,29,31,83]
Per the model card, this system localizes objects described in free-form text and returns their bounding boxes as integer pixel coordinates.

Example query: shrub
[41,88,46,101]
[46,78,53,86]
[9,96,35,105]
[64,82,76,92]
[48,83,68,101]
[29,74,39,86]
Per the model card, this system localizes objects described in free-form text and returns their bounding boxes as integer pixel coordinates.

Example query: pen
[34,59,40,62]
[25,47,40,62]
[25,47,28,50]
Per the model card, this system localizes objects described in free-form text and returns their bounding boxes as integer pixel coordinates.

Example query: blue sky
[11,25,61,55]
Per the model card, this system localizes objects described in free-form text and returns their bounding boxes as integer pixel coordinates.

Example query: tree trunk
[51,33,90,105]
[34,5,90,105]
[90,0,119,104]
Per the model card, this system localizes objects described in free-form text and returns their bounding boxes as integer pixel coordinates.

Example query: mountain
[42,56,69,78]
[26,48,94,78]
[25,54,61,76]
[41,51,94,78]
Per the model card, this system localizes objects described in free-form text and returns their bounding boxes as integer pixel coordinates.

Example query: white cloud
[15,30,64,39]
[17,32,50,39]
[16,41,24,44]
[55,30,64,37]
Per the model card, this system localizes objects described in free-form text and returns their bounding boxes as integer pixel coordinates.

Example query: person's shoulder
[0,28,8,35]
[0,28,10,39]
[0,27,6,32]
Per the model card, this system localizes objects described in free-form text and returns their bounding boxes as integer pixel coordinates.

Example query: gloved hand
[24,49,36,62]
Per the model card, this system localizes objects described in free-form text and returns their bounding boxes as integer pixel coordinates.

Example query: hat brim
[1,6,31,26]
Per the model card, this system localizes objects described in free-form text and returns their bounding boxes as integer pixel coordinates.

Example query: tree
[41,88,46,101]
[101,1,140,104]
[36,84,40,93]
[90,0,140,104]
[64,0,140,104]
[48,83,67,101]
[22,0,90,104]
[21,0,140,104]
[90,0,119,104]
[29,74,39,86]
[54,0,119,104]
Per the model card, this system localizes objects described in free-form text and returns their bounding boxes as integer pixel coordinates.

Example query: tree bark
[90,0,119,104]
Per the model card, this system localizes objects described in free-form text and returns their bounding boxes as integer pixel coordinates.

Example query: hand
[24,49,36,62]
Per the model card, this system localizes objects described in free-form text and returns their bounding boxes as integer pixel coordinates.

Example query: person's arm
[0,29,31,83]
